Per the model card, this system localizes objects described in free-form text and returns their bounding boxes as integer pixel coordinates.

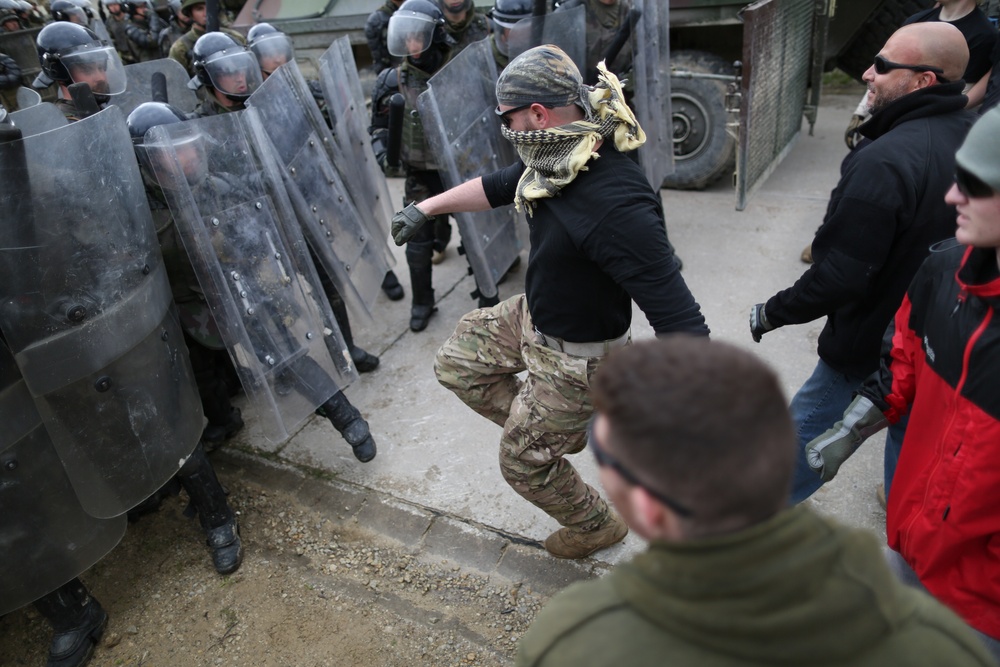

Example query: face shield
[62,42,126,96]
[249,32,294,77]
[489,15,524,56]
[142,125,208,189]
[203,48,262,98]
[387,11,438,58]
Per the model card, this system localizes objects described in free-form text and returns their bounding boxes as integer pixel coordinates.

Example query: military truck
[232,0,931,201]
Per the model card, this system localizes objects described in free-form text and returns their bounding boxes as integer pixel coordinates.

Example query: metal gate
[735,0,818,210]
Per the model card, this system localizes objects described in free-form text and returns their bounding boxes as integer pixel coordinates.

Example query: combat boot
[316,390,377,462]
[406,240,436,332]
[543,511,628,559]
[177,444,243,575]
[32,579,107,667]
[202,406,244,452]
[381,270,405,301]
[320,260,380,373]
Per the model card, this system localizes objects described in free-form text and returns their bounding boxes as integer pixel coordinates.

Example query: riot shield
[418,39,521,300]
[111,58,200,116]
[507,5,586,72]
[0,340,126,617]
[0,106,203,518]
[144,110,357,444]
[0,27,43,88]
[16,87,41,109]
[8,102,68,137]
[317,38,395,262]
[631,0,673,191]
[245,61,389,321]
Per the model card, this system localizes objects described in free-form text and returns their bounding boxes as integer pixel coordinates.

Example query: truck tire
[834,0,927,81]
[662,50,735,191]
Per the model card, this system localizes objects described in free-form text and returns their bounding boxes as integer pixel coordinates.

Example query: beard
[865,78,912,115]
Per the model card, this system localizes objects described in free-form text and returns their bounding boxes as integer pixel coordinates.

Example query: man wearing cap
[391,45,708,559]
[516,336,996,667]
[802,106,1000,662]
[749,22,976,504]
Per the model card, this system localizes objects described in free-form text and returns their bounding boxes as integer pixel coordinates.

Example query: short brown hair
[591,336,796,537]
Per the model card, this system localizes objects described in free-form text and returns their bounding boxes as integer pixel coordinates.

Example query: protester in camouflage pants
[435,294,611,531]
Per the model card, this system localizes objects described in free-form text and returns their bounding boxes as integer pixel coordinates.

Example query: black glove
[845,114,865,150]
[749,303,774,343]
[805,395,888,482]
[391,203,433,246]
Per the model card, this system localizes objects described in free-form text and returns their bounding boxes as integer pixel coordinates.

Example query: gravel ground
[1,469,550,667]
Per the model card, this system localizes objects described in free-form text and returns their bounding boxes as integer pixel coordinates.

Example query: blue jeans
[789,360,865,503]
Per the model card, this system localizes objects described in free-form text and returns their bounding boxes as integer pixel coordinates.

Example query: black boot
[316,390,377,462]
[126,477,182,523]
[201,407,244,452]
[350,345,380,373]
[322,279,381,373]
[33,579,107,667]
[381,270,405,301]
[177,444,243,575]
[406,240,436,332]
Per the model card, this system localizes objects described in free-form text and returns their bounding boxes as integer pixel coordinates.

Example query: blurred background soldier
[187,30,260,115]
[365,0,402,74]
[0,48,20,110]
[554,0,633,84]
[370,0,455,331]
[159,0,191,57]
[1,0,25,31]
[33,21,126,119]
[101,0,133,64]
[439,0,489,53]
[168,0,244,76]
[122,0,166,63]
[487,0,532,69]
[48,0,90,25]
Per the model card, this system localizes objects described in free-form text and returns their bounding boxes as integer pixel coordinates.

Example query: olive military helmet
[191,31,262,99]
[246,21,294,75]
[386,0,450,57]
[180,0,204,16]
[36,20,127,93]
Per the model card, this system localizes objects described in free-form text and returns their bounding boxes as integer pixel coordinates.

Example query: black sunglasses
[955,165,996,199]
[873,54,948,82]
[587,419,694,518]
[495,102,551,128]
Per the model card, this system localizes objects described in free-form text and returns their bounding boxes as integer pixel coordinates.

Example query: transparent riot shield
[112,58,200,116]
[631,0,673,191]
[8,102,68,137]
[245,61,389,321]
[144,110,357,444]
[417,40,521,299]
[507,5,586,72]
[16,87,42,109]
[0,341,126,616]
[0,106,203,518]
[0,27,43,89]
[317,37,396,260]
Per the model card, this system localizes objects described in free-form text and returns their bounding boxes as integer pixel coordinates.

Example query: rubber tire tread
[662,50,736,191]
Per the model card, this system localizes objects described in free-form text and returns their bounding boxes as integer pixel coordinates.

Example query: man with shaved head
[749,22,976,503]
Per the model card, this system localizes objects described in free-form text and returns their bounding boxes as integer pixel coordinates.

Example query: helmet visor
[204,49,262,97]
[62,43,126,96]
[142,124,207,188]
[249,33,294,75]
[387,12,437,57]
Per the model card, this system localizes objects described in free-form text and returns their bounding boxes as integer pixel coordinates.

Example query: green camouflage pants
[434,294,610,531]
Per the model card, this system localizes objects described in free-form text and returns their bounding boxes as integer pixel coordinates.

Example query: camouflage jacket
[168,24,246,76]
[445,9,490,55]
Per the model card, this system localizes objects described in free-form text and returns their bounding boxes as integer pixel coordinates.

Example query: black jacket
[765,82,973,378]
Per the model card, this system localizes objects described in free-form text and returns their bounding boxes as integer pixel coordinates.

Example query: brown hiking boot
[544,512,629,559]
[800,243,813,264]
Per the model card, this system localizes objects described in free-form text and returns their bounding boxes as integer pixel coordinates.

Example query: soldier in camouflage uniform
[34,21,125,121]
[391,46,708,559]
[0,50,19,112]
[159,0,192,57]
[370,0,456,332]
[123,0,167,63]
[365,0,403,74]
[1,4,23,31]
[554,0,632,84]
[101,0,134,64]
[487,0,532,70]
[168,0,244,76]
[187,31,260,116]
[439,0,490,53]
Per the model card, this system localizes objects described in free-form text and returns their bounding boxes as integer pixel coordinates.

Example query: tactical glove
[844,114,865,150]
[376,151,405,179]
[805,395,888,482]
[391,203,433,246]
[749,303,774,343]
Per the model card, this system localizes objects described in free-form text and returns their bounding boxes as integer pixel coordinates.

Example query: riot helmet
[128,101,206,187]
[123,0,153,16]
[180,0,204,17]
[49,0,89,24]
[0,3,23,31]
[191,31,262,101]
[36,21,127,98]
[247,22,294,78]
[386,0,449,58]
[487,0,532,55]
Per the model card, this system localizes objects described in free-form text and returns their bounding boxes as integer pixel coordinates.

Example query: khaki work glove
[805,395,888,482]
[391,203,433,246]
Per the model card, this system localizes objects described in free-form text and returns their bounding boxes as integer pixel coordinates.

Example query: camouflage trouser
[434,294,610,531]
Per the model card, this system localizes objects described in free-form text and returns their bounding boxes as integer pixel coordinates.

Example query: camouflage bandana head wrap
[496,45,645,215]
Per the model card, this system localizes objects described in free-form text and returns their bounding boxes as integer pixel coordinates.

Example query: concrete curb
[213,448,610,597]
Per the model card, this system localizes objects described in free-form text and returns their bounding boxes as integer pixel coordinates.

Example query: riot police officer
[34,21,127,119]
[188,30,260,115]
[439,0,489,53]
[168,0,245,76]
[159,0,191,57]
[370,0,456,331]
[101,0,133,64]
[1,0,25,31]
[122,0,167,63]
[365,0,403,74]
[487,0,532,69]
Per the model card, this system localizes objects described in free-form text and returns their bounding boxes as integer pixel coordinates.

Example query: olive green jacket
[517,506,994,667]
